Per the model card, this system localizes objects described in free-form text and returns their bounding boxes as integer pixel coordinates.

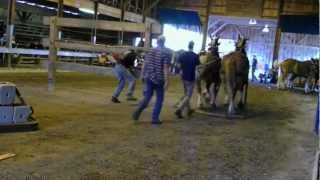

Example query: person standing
[132,36,171,125]
[251,55,258,82]
[111,50,138,103]
[175,41,200,118]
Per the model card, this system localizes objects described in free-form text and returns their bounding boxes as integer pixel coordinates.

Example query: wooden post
[201,0,212,50]
[118,0,125,45]
[6,0,16,68]
[48,17,58,92]
[57,0,63,40]
[144,23,152,48]
[272,0,284,65]
[92,1,99,44]
[135,0,139,13]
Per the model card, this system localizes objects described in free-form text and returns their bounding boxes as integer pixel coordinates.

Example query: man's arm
[164,64,169,90]
[164,50,172,90]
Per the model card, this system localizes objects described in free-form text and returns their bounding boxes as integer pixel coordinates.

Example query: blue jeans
[136,79,165,122]
[177,80,195,111]
[112,64,136,98]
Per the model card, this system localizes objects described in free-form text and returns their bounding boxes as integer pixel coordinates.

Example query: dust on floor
[0,72,317,180]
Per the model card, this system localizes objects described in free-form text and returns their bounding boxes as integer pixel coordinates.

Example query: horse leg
[286,74,293,89]
[196,79,203,108]
[209,83,217,108]
[227,82,236,115]
[277,66,283,89]
[304,77,311,94]
[238,83,248,109]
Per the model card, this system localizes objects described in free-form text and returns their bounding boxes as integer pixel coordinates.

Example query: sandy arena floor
[0,70,318,180]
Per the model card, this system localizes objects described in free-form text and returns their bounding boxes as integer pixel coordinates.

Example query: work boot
[132,109,142,121]
[187,109,195,117]
[127,96,138,101]
[151,121,162,125]
[111,97,121,103]
[175,110,183,119]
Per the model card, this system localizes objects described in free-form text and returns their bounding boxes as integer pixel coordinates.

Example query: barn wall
[210,22,319,68]
[279,33,319,61]
[161,0,319,23]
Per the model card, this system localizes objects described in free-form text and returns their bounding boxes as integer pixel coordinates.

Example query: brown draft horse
[277,58,319,93]
[196,37,222,108]
[220,35,249,115]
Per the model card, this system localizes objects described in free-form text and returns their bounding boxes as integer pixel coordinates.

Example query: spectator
[251,55,258,82]
[132,36,171,125]
[111,50,138,103]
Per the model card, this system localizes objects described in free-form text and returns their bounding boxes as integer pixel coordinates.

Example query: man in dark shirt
[175,41,200,118]
[111,50,138,103]
[252,55,258,82]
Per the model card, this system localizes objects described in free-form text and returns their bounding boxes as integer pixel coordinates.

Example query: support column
[92,1,98,44]
[118,0,125,45]
[272,0,284,65]
[201,0,212,51]
[144,23,151,48]
[6,0,16,68]
[140,0,146,41]
[48,17,58,92]
[57,0,63,40]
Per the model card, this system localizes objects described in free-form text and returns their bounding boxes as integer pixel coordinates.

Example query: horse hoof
[237,102,244,109]
[211,103,217,109]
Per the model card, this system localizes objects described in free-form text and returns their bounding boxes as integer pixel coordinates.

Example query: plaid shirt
[143,47,171,84]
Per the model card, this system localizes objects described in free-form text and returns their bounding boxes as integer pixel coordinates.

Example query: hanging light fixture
[249,18,257,25]
[262,24,269,33]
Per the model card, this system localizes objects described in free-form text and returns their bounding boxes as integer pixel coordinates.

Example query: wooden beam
[0,47,97,57]
[55,41,148,53]
[210,23,227,37]
[48,17,58,92]
[232,25,244,37]
[44,17,146,33]
[57,0,64,17]
[6,0,16,68]
[119,0,125,45]
[272,0,284,64]
[201,0,213,50]
[43,17,162,34]
[144,0,160,15]
[144,23,152,48]
[0,153,15,161]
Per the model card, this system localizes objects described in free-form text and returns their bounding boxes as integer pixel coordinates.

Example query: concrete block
[0,82,16,105]
[0,106,14,125]
[13,106,32,124]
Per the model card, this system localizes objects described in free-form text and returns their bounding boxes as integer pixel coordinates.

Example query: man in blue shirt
[175,41,200,118]
[132,36,171,125]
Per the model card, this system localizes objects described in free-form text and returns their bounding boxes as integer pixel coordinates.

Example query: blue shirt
[178,51,200,81]
[143,47,171,84]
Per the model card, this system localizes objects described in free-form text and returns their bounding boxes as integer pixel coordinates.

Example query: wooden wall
[212,24,319,66]
[161,0,319,23]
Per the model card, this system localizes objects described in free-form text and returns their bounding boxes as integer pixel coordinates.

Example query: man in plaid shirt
[132,36,171,125]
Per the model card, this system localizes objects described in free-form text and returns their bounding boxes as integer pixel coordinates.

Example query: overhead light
[79,8,95,14]
[249,18,257,25]
[17,0,27,4]
[262,24,269,33]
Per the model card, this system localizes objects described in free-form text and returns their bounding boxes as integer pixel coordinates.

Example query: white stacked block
[0,82,16,105]
[0,106,14,125]
[13,106,32,124]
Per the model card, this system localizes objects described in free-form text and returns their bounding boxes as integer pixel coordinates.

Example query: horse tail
[243,81,248,107]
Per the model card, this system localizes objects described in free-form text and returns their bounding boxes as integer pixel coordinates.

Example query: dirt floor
[0,69,318,180]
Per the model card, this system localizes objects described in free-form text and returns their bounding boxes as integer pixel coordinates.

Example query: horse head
[209,36,220,55]
[235,35,248,53]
